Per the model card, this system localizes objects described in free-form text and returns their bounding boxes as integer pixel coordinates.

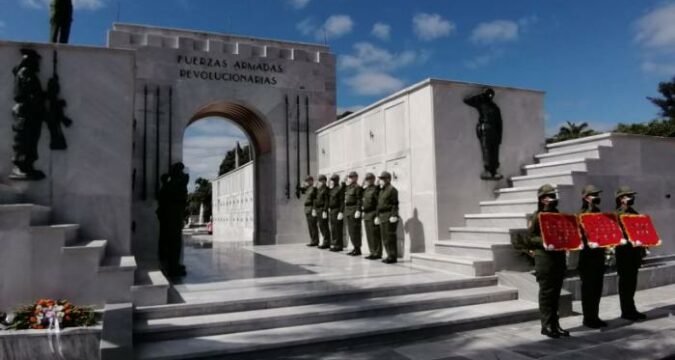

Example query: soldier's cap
[365,172,375,180]
[615,186,637,199]
[330,174,340,181]
[537,184,557,198]
[582,184,602,197]
[348,171,359,178]
[378,171,392,180]
[305,175,314,182]
[20,48,41,58]
[318,175,327,182]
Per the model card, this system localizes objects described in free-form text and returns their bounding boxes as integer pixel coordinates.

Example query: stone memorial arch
[107,23,336,264]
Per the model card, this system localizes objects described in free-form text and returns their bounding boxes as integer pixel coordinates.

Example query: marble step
[0,204,33,229]
[464,213,529,228]
[535,144,606,164]
[495,184,574,201]
[134,285,519,342]
[135,275,499,320]
[434,240,512,260]
[449,227,516,244]
[62,239,108,266]
[511,170,586,188]
[409,253,494,276]
[30,224,80,246]
[134,299,538,360]
[480,199,537,214]
[523,158,589,176]
[0,183,24,204]
[132,270,170,307]
[98,256,137,304]
[29,204,51,226]
[545,133,614,151]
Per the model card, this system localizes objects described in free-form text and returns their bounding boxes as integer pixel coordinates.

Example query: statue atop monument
[464,88,504,180]
[50,0,73,44]
[11,49,47,181]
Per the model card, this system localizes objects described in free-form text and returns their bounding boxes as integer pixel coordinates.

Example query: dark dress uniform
[302,182,319,246]
[615,186,646,320]
[578,206,607,327]
[377,172,399,263]
[527,184,569,338]
[344,175,363,255]
[314,177,331,249]
[50,0,73,44]
[362,179,382,259]
[328,175,345,251]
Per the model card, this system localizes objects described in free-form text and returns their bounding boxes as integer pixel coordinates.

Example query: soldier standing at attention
[615,186,647,321]
[328,174,345,252]
[50,0,73,44]
[315,175,331,249]
[301,176,319,247]
[527,184,570,338]
[344,172,363,256]
[578,185,608,328]
[362,173,382,260]
[376,171,399,264]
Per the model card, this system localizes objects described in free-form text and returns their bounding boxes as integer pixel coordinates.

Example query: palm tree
[547,121,599,143]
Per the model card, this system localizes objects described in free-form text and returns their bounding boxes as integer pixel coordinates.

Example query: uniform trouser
[378,212,398,259]
[615,244,643,315]
[364,215,382,257]
[534,250,567,329]
[329,208,344,249]
[346,210,362,250]
[480,133,500,174]
[50,21,72,44]
[305,209,319,245]
[578,247,606,321]
[318,211,331,246]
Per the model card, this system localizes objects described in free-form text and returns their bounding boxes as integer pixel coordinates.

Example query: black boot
[541,326,561,339]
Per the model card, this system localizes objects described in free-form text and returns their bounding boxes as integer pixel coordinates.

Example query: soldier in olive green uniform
[344,171,364,256]
[328,174,345,251]
[615,186,647,321]
[376,172,399,264]
[301,176,319,247]
[362,173,382,259]
[314,175,331,249]
[527,184,570,338]
[578,185,608,328]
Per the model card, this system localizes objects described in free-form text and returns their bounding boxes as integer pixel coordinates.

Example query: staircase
[0,183,136,311]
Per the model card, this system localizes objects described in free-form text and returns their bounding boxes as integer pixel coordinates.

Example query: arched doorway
[187,100,275,246]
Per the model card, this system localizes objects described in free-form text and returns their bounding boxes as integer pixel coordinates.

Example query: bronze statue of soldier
[157,163,190,277]
[464,88,503,180]
[11,49,47,181]
[50,0,73,44]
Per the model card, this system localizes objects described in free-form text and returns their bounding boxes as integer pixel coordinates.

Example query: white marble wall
[0,41,136,256]
[317,79,545,258]
[212,163,255,242]
[107,24,336,265]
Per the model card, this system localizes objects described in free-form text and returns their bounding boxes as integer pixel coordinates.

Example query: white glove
[589,242,598,249]
[374,217,380,225]
[389,216,398,223]
[620,239,628,245]
[322,211,328,219]
[546,244,555,251]
[337,213,344,221]
[355,211,361,219]
[635,241,643,246]
[311,209,317,217]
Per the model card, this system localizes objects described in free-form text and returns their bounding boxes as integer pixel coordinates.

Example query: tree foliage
[186,177,212,220]
[614,77,675,137]
[546,121,600,143]
[218,143,252,176]
[648,76,675,121]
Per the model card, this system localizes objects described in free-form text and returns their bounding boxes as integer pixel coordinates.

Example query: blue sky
[2,0,674,183]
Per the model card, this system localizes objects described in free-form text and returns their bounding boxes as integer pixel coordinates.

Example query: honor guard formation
[304,177,654,338]
[300,171,399,264]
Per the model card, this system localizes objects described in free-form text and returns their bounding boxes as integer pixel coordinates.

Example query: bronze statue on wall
[11,49,47,181]
[46,52,73,150]
[50,0,73,44]
[464,88,504,180]
[156,162,190,277]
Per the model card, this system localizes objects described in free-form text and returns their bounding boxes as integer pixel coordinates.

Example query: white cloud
[21,0,105,10]
[371,22,391,41]
[635,3,675,49]
[288,0,310,10]
[339,42,420,72]
[464,54,493,69]
[641,60,675,75]
[412,13,455,41]
[344,72,405,96]
[297,14,354,41]
[470,20,519,44]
